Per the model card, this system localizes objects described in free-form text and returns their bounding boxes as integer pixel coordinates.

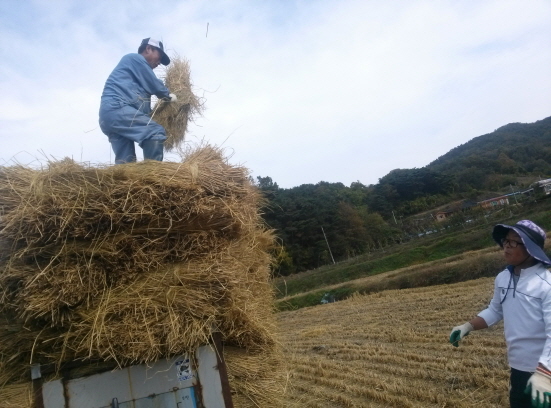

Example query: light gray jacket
[478,263,551,372]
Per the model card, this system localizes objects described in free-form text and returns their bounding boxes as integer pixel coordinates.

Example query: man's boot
[141,138,164,161]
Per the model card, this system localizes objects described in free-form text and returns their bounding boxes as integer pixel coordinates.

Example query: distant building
[532,178,551,195]
[477,195,510,209]
[434,200,477,222]
[435,210,454,222]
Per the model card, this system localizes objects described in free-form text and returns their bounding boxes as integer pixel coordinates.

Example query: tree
[256,176,279,190]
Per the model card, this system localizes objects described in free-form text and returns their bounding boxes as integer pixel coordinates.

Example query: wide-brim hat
[141,38,170,66]
[493,220,551,266]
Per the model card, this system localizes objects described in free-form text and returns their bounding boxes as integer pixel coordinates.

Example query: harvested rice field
[278,277,510,407]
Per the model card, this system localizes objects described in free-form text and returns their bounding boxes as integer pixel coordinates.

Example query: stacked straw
[153,56,204,151]
[0,146,284,407]
[0,382,32,408]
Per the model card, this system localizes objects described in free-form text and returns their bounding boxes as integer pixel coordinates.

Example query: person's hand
[169,93,178,102]
[449,322,473,347]
[526,367,551,408]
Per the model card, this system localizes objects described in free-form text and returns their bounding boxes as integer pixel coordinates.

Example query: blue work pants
[99,101,166,164]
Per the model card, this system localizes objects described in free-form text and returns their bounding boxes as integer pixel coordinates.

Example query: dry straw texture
[279,277,510,407]
[0,382,32,408]
[152,56,204,151]
[0,146,283,407]
[225,346,287,408]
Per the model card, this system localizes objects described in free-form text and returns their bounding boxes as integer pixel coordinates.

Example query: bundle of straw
[0,231,277,381]
[0,146,285,407]
[0,382,32,408]
[153,57,204,151]
[0,146,258,325]
[225,346,286,408]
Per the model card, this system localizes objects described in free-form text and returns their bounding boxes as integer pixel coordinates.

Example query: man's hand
[526,367,551,408]
[169,93,178,102]
[449,322,473,347]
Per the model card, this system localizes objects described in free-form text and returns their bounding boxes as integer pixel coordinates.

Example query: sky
[1,0,550,189]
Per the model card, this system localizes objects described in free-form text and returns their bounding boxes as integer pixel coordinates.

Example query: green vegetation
[259,116,551,309]
[275,251,502,311]
[274,230,492,297]
[260,116,551,275]
[274,200,551,311]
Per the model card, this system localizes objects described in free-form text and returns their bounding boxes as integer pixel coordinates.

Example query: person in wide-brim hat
[449,219,551,408]
[492,220,551,267]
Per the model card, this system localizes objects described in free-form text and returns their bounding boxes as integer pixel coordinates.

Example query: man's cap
[492,220,551,266]
[141,38,170,66]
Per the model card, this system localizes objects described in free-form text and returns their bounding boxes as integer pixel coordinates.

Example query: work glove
[526,367,551,408]
[449,322,473,347]
[169,93,178,102]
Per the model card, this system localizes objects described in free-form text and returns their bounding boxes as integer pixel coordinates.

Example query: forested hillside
[259,116,551,275]
[428,116,551,190]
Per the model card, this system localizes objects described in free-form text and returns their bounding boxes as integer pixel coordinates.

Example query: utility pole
[510,184,518,204]
[321,226,336,264]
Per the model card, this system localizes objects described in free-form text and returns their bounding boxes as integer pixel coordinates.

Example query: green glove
[449,322,473,347]
[525,368,551,408]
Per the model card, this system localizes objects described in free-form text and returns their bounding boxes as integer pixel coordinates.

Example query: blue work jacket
[100,53,170,115]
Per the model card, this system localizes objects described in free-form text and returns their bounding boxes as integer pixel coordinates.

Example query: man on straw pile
[99,38,178,164]
[449,220,551,408]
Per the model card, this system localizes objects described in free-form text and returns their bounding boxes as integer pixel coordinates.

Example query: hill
[428,116,551,191]
[429,116,551,172]
[259,116,551,275]
[273,192,551,309]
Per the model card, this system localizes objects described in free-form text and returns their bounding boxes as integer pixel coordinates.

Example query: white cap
[140,38,170,65]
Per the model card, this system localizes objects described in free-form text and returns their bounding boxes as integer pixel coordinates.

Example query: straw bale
[0,231,278,387]
[0,155,275,382]
[0,146,261,325]
[152,57,204,151]
[0,382,32,408]
[224,346,286,408]
[0,146,285,407]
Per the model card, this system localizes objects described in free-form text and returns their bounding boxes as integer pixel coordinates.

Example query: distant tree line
[258,116,551,276]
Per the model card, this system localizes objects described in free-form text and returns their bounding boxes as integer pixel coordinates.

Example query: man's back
[101,53,166,114]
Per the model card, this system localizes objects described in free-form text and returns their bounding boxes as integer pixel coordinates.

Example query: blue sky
[1,0,550,188]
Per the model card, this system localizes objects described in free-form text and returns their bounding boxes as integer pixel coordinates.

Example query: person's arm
[469,316,488,330]
[538,287,551,370]
[449,274,503,347]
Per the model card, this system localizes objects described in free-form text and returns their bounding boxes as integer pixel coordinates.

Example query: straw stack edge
[0,145,284,407]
